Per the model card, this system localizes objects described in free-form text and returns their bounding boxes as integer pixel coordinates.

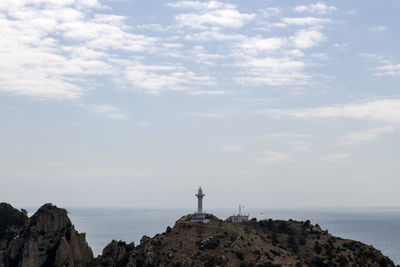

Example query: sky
[0,0,399,209]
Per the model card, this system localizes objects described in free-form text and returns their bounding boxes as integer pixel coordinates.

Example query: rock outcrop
[93,215,396,267]
[0,203,93,267]
[95,240,136,267]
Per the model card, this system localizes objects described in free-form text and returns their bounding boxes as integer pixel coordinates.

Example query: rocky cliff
[0,203,93,267]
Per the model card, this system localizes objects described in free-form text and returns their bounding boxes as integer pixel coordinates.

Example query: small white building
[230,205,249,223]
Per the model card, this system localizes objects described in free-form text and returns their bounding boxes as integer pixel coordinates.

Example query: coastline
[63,207,400,264]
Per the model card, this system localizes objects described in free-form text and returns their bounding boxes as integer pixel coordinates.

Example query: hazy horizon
[1,0,399,208]
[10,202,400,212]
[19,205,400,213]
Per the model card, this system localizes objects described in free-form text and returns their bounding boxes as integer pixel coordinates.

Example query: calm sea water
[66,207,400,264]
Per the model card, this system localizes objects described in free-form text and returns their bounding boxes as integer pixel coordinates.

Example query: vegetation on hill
[93,215,396,267]
[0,202,28,238]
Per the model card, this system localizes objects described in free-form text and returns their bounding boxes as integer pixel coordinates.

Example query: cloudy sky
[1,0,399,209]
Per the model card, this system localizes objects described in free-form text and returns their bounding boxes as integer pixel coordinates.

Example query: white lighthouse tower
[196,187,205,214]
[191,186,209,223]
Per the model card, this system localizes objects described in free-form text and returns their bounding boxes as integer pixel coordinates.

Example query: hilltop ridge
[93,214,395,267]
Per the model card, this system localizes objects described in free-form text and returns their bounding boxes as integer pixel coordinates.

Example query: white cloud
[124,63,214,93]
[235,57,309,86]
[0,0,157,99]
[282,17,331,26]
[374,63,400,77]
[286,49,305,57]
[60,20,156,51]
[361,53,400,77]
[175,9,255,29]
[294,3,337,14]
[62,46,108,60]
[341,127,395,145]
[190,45,225,64]
[184,30,245,41]
[1,0,225,99]
[167,1,235,10]
[370,26,387,33]
[136,23,168,32]
[238,37,286,54]
[0,0,105,10]
[273,22,288,28]
[233,23,322,84]
[291,29,326,49]
[258,151,292,162]
[91,13,127,24]
[262,99,400,123]
[162,43,184,49]
[0,0,336,101]
[88,104,128,120]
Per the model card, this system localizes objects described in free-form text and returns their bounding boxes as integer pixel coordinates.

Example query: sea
[63,207,400,265]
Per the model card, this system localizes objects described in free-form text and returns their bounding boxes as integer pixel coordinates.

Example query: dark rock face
[0,203,28,240]
[0,203,93,267]
[94,240,135,266]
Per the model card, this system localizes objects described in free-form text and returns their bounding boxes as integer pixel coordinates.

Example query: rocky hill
[93,214,396,267]
[0,203,397,267]
[0,203,93,267]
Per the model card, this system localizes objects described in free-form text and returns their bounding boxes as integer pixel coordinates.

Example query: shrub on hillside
[314,241,322,255]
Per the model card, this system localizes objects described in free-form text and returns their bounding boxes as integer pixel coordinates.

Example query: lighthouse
[196,187,205,214]
[191,186,209,223]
